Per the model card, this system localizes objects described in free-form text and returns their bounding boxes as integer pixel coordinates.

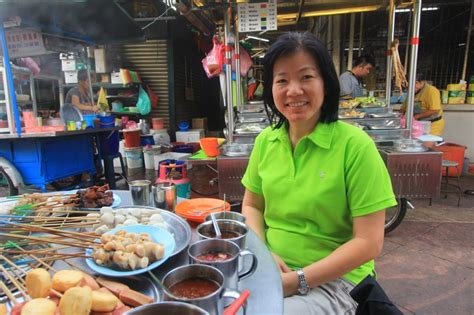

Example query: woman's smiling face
[272,49,325,129]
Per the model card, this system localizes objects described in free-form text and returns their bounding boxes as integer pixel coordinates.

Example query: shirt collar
[267,122,336,149]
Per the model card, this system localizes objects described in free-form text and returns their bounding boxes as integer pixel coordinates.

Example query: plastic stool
[441,159,462,206]
[102,152,127,189]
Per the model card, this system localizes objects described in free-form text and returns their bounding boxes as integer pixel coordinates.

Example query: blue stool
[101,152,127,189]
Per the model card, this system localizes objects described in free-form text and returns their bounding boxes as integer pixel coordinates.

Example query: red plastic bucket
[434,143,467,177]
[152,118,164,130]
[123,129,141,148]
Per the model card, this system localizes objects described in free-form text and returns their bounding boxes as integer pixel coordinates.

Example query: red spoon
[223,289,250,315]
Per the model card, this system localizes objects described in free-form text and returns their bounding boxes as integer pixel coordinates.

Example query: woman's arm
[281,210,385,296]
[71,95,98,112]
[241,189,266,242]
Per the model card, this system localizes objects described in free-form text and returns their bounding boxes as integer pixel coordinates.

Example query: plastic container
[178,121,189,131]
[124,147,143,169]
[434,143,467,177]
[151,129,171,145]
[123,129,141,148]
[199,137,220,157]
[143,145,161,170]
[83,114,97,128]
[152,118,164,130]
[140,135,155,146]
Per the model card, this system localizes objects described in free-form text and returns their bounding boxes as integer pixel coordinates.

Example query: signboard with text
[238,0,277,33]
[4,28,46,58]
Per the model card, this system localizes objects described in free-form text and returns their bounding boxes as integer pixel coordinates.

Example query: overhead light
[395,7,439,13]
[344,47,364,51]
[459,43,466,47]
[246,35,269,43]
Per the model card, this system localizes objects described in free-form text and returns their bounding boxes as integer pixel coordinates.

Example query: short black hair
[77,69,89,82]
[262,32,339,128]
[353,55,376,68]
[415,73,425,82]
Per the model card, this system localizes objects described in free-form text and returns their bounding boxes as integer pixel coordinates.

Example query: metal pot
[126,301,209,315]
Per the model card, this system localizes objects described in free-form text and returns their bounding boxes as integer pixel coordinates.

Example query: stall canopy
[0,0,145,44]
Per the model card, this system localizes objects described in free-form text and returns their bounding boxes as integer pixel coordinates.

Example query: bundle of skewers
[0,220,154,314]
[1,192,80,218]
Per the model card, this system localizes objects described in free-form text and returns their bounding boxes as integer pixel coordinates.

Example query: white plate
[66,190,121,210]
[86,225,175,277]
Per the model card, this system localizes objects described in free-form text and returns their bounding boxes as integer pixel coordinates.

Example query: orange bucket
[200,137,220,157]
[123,129,141,148]
[152,118,164,130]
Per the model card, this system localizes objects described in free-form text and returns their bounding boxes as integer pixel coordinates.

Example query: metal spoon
[210,212,222,239]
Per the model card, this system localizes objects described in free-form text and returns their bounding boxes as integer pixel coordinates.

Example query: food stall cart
[200,0,442,233]
[0,1,145,195]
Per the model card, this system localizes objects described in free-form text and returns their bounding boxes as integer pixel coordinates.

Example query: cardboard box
[192,118,208,131]
[111,72,123,84]
[64,71,78,84]
[175,129,205,143]
[61,59,76,71]
[94,49,107,73]
[100,74,110,83]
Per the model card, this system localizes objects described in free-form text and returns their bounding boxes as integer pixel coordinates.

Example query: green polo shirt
[242,121,397,285]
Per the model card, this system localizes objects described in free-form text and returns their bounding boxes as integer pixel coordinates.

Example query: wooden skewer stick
[0,254,27,285]
[0,281,18,305]
[1,249,91,259]
[0,221,98,240]
[0,265,29,300]
[0,233,94,248]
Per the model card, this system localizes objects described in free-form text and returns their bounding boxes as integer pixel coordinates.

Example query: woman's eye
[302,75,314,80]
[275,79,286,84]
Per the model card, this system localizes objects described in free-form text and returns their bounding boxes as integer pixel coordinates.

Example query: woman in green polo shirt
[241,32,397,314]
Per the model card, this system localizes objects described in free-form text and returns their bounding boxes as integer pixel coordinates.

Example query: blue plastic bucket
[99,114,115,127]
[83,114,97,128]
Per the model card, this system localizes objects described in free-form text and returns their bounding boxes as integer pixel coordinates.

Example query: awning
[0,0,145,44]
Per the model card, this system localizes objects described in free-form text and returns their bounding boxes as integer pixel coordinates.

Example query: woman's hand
[272,252,291,273]
[92,105,100,113]
[281,271,299,297]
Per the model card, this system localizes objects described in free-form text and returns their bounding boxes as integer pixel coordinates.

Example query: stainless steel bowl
[127,302,209,315]
[392,139,429,152]
[220,143,254,157]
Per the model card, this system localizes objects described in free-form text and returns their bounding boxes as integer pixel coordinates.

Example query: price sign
[238,0,277,33]
[4,28,46,58]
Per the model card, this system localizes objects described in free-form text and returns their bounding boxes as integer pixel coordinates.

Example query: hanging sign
[4,28,46,58]
[238,0,277,33]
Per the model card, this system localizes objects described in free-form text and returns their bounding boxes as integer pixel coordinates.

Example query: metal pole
[461,0,474,81]
[404,12,412,70]
[30,75,38,116]
[347,13,355,70]
[358,13,364,57]
[385,0,395,106]
[0,21,21,136]
[85,45,95,110]
[224,6,234,143]
[406,0,422,136]
[234,16,242,113]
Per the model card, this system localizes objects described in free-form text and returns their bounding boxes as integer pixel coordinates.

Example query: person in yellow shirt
[401,73,445,136]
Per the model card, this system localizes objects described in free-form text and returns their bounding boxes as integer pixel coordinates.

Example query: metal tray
[369,112,400,118]
[221,143,254,156]
[114,206,192,257]
[368,124,401,130]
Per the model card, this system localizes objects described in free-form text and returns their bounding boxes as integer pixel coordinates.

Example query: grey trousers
[284,278,358,315]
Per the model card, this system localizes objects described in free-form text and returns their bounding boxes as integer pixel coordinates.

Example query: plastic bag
[400,116,425,138]
[202,36,223,78]
[136,86,151,115]
[146,84,159,108]
[235,45,253,77]
[96,87,109,112]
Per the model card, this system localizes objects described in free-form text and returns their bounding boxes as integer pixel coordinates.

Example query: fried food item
[96,277,130,297]
[52,270,84,292]
[80,272,100,290]
[91,290,119,312]
[112,305,132,315]
[0,304,7,315]
[118,288,154,307]
[59,286,92,315]
[26,268,52,298]
[21,298,57,315]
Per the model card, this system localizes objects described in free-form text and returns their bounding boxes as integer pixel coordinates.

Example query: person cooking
[65,69,99,114]
[241,32,397,314]
[339,55,376,98]
[400,73,445,136]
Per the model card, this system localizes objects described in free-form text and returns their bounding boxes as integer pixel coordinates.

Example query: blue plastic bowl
[83,114,97,128]
[178,121,189,131]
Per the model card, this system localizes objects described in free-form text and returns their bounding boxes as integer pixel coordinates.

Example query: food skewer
[0,265,29,300]
[0,232,95,248]
[0,254,28,285]
[0,280,18,304]
[0,220,99,240]
[1,249,91,259]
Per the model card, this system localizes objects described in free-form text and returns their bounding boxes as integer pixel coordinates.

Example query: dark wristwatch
[296,268,310,295]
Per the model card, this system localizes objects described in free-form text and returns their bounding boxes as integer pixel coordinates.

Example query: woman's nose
[286,81,303,96]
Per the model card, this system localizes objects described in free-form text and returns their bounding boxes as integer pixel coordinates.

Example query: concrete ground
[122,165,474,314]
[377,174,474,315]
